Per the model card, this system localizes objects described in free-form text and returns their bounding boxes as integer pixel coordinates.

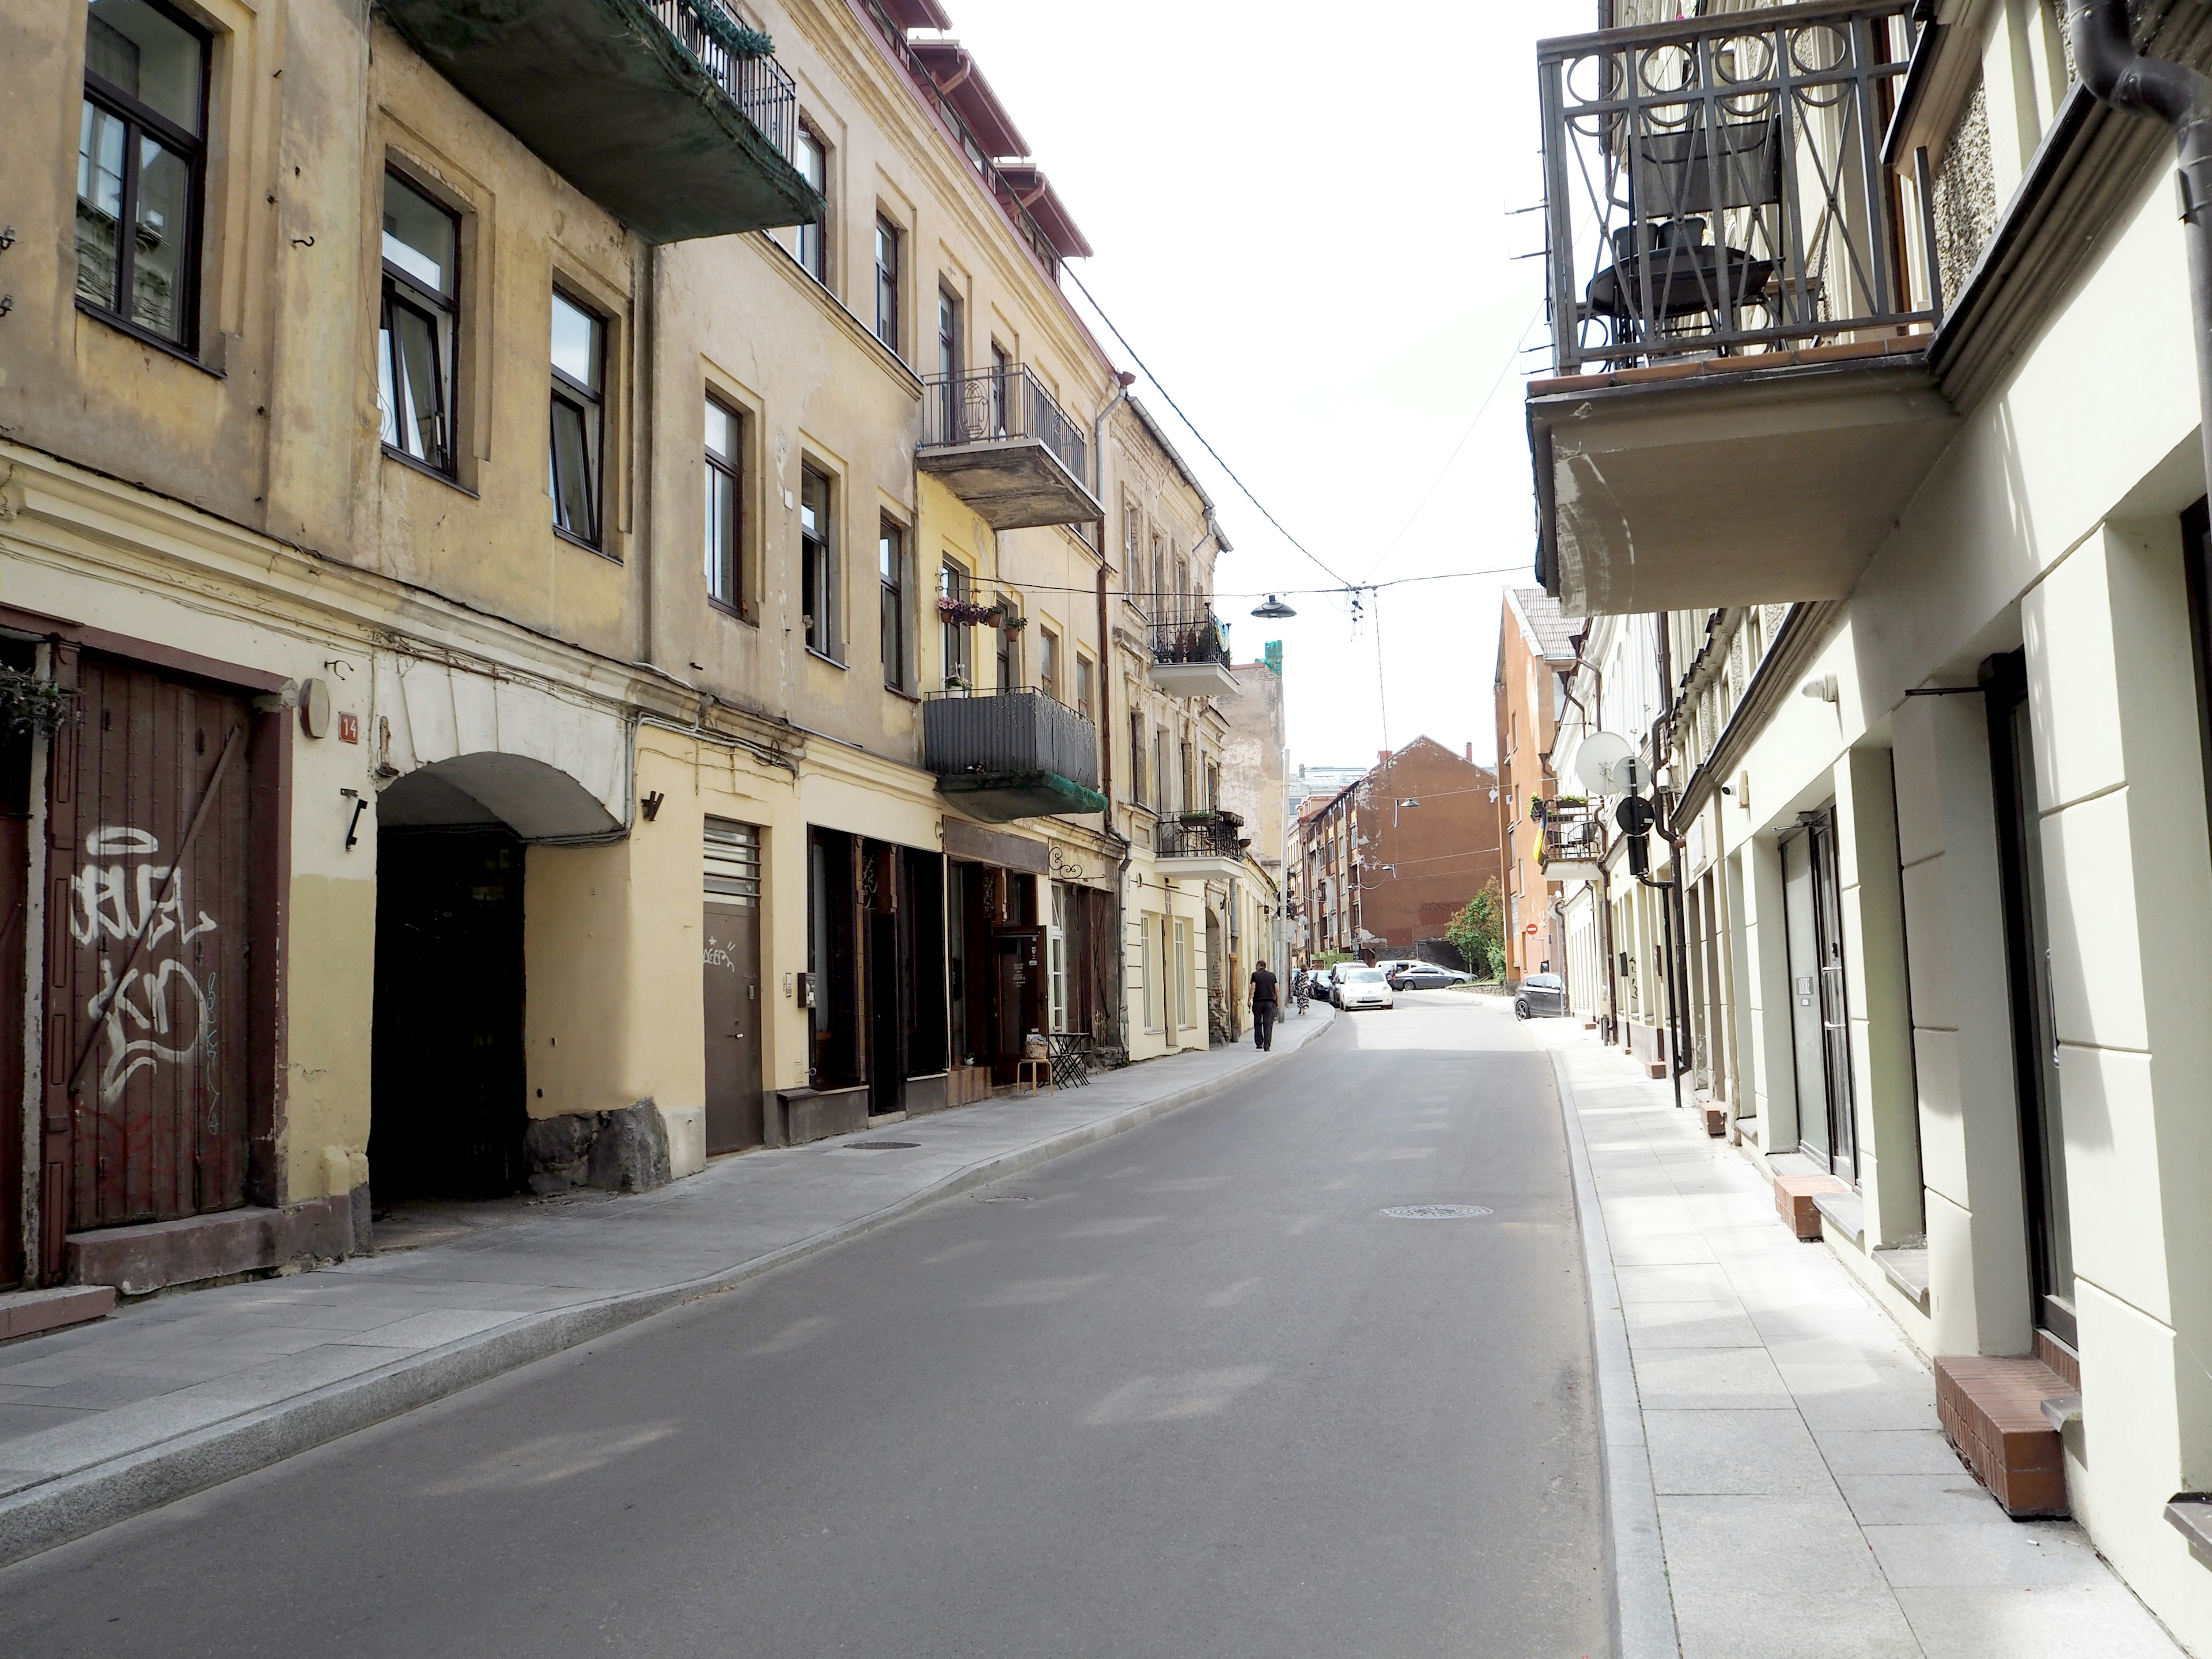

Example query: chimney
[1377,749,1389,765]
[1464,743,1473,763]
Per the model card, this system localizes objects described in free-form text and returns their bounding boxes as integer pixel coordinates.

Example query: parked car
[1313,964,1350,1006]
[1514,972,1567,1020]
[1335,966,1395,1011]
[1389,965,1471,991]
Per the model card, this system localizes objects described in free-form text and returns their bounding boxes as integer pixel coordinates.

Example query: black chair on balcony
[1586,112,1783,353]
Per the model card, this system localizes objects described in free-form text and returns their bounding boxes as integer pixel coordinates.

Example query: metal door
[703,820,762,1154]
[52,657,252,1230]
[1779,831,1828,1167]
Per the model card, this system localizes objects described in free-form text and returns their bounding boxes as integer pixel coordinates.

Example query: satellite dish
[1574,731,1634,794]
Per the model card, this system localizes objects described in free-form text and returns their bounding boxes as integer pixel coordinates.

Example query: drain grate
[1380,1204,1492,1219]
[847,1141,919,1150]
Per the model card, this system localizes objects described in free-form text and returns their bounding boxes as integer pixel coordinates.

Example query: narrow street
[1,993,1603,1659]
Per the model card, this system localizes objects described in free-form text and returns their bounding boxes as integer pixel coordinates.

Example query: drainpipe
[2067,2,2212,506]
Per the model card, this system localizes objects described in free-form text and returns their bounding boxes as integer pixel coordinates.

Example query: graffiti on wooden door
[71,824,222,1108]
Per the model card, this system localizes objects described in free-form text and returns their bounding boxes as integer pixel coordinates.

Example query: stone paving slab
[1533,1017,2185,1659]
[0,1007,1333,1565]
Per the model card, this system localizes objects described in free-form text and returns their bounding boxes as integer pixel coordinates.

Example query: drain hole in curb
[1380,1204,1493,1219]
[847,1141,920,1150]
[975,1193,1035,1202]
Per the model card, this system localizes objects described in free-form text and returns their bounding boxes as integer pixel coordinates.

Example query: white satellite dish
[1574,731,1635,794]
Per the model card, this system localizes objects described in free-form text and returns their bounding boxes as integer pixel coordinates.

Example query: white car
[1334,965,1395,1010]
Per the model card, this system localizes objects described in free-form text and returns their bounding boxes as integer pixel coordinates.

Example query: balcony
[380,0,822,244]
[1528,2,1956,614]
[1155,810,1251,882]
[918,365,1103,531]
[1147,608,1237,698]
[1537,800,1607,882]
[924,688,1106,823]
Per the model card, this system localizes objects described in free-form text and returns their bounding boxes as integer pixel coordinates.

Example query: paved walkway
[0,1007,1334,1565]
[1537,1017,2184,1659]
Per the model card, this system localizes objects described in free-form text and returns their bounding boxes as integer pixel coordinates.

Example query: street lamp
[1251,594,1297,619]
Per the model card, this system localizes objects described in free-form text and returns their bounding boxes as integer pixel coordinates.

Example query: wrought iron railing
[1149,607,1231,671]
[1157,811,1248,860]
[1538,801,1607,867]
[855,0,1068,276]
[921,363,1089,483]
[649,0,800,160]
[1537,2,1935,373]
[923,686,1100,789]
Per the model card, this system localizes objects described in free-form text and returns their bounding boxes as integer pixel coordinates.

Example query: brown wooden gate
[46,656,254,1236]
[702,818,762,1154]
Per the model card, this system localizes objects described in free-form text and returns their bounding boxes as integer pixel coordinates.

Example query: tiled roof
[1508,588,1579,666]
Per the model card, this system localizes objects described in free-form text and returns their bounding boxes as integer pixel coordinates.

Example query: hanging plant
[691,2,774,58]
[0,667,75,740]
[998,612,1028,632]
[935,596,1002,627]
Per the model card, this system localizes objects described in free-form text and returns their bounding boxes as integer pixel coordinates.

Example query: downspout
[1650,614,1692,1111]
[1094,373,1134,1053]
[2067,2,2212,507]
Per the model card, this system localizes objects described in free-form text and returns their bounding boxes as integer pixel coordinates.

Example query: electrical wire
[1061,263,1354,592]
[969,562,1537,606]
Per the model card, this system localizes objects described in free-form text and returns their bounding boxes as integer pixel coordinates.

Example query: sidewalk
[0,1006,1334,1566]
[1535,1017,2186,1659]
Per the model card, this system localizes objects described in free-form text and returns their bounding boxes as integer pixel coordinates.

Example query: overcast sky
[938,0,1593,771]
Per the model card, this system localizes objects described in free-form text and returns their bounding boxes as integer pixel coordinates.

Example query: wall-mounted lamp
[1799,673,1839,704]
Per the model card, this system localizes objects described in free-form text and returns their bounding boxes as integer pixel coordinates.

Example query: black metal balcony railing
[1539,801,1607,867]
[1537,2,1935,373]
[1149,607,1231,671]
[1157,812,1248,861]
[921,364,1088,483]
[923,685,1100,790]
[857,0,1068,277]
[649,0,800,160]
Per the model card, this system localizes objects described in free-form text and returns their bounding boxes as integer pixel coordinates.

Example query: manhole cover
[1380,1204,1493,1219]
[847,1141,919,1150]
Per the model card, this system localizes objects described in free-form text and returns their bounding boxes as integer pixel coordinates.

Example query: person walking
[1249,959,1279,1052]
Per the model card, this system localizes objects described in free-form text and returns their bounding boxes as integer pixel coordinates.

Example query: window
[939,560,972,688]
[1075,653,1094,723]
[1172,918,1192,1031]
[880,516,907,691]
[994,597,1020,690]
[1048,882,1069,1033]
[549,290,606,547]
[1140,913,1159,1032]
[1206,761,1220,810]
[874,215,901,353]
[1152,728,1167,811]
[77,0,208,349]
[378,172,459,474]
[801,465,835,657]
[1039,627,1060,703]
[1129,710,1147,804]
[990,342,1012,436]
[1122,505,1140,577]
[704,397,744,615]
[1150,535,1167,615]
[793,124,827,282]
[938,285,961,379]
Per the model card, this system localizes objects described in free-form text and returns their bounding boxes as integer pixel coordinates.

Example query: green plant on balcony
[690,2,774,57]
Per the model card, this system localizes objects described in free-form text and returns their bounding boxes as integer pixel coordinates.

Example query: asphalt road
[5,992,1605,1659]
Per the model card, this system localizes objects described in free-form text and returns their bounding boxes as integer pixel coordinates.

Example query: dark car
[1514,972,1567,1020]
[1387,965,1468,991]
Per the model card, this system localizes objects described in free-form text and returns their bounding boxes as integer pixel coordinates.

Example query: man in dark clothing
[1249,960,1279,1051]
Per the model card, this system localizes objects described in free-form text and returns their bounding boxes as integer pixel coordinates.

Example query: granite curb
[0,1013,1336,1567]
[1540,1031,1684,1659]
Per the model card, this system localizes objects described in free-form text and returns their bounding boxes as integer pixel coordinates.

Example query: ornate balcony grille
[921,363,1088,483]
[1149,607,1231,672]
[1539,801,1607,868]
[1157,811,1248,861]
[1537,2,1936,374]
[648,0,800,160]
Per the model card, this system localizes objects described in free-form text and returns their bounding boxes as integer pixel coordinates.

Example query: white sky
[937,0,1594,771]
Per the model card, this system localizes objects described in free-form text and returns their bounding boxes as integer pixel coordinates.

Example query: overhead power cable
[1062,263,1354,591]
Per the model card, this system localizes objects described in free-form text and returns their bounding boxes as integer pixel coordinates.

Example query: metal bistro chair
[1047,1030,1092,1089]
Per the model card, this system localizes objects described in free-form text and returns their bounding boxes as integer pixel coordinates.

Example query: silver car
[1335,966,1395,1011]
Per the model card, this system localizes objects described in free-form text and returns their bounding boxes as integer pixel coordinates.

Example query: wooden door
[704,820,763,1154]
[991,924,1043,1081]
[50,657,253,1232]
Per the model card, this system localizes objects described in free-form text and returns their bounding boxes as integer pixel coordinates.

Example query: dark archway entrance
[370,830,526,1199]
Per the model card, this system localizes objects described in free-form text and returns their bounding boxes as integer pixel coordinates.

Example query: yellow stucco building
[0,0,1272,1296]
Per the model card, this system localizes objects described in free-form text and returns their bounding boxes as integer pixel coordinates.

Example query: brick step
[0,1284,116,1342]
[1773,1172,1848,1241]
[1934,1354,2073,1517]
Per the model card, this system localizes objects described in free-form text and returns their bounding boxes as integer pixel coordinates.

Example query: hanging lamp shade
[1251,594,1297,619]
